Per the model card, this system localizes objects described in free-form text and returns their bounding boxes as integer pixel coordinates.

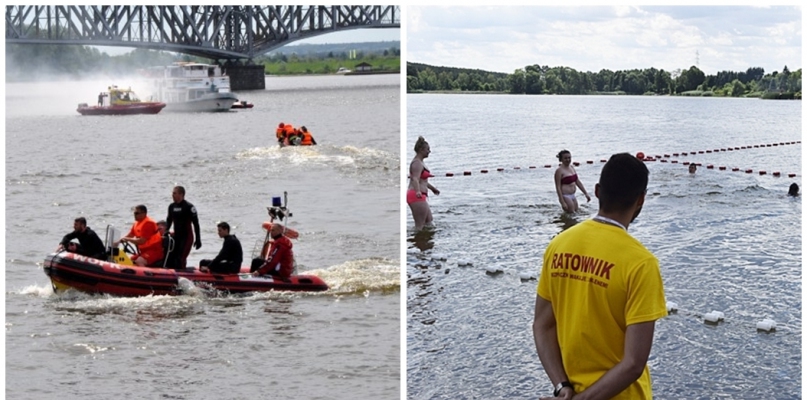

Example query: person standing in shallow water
[408,136,440,230]
[554,150,590,213]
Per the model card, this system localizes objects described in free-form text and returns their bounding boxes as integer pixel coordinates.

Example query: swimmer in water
[554,149,590,213]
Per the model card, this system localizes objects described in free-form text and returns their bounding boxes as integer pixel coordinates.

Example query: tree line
[407,62,801,98]
[5,42,399,81]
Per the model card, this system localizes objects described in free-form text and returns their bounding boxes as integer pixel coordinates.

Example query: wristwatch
[554,381,572,397]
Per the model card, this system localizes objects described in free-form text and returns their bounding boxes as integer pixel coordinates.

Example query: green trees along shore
[5,43,399,81]
[407,62,801,99]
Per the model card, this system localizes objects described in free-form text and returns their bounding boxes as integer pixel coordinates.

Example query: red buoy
[446,172,454,177]
[463,171,471,176]
[788,173,796,178]
[759,171,767,175]
[745,169,753,173]
[707,165,714,169]
[481,169,488,173]
[719,166,726,170]
[636,152,645,160]
[497,168,505,172]
[773,172,781,176]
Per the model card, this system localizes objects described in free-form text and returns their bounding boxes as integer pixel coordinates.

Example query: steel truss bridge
[5,5,400,61]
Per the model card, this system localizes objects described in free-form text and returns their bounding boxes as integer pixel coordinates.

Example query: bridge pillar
[226,64,266,91]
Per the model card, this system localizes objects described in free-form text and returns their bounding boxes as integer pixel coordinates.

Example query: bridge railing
[5,5,400,60]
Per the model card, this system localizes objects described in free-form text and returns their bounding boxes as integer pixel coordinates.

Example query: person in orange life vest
[300,126,317,145]
[113,205,164,267]
[276,122,289,144]
[251,223,294,279]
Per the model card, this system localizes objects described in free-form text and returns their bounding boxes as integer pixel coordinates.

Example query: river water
[4,74,401,399]
[406,94,801,399]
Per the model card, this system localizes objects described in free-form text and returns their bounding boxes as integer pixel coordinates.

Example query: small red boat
[231,100,254,109]
[43,194,329,296]
[43,252,328,296]
[77,86,165,116]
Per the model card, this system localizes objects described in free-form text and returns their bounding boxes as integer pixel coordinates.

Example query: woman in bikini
[554,149,590,213]
[408,136,440,230]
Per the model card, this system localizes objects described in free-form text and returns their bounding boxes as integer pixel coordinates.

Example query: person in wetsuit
[56,217,107,260]
[199,222,243,274]
[166,186,201,269]
[554,149,591,213]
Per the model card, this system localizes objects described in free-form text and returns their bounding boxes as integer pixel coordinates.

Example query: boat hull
[162,93,238,112]
[43,252,329,297]
[77,102,166,116]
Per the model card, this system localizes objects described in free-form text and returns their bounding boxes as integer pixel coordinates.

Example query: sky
[406,6,802,75]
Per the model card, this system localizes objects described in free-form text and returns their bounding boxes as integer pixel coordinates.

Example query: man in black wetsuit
[166,185,201,269]
[56,217,107,260]
[199,222,243,274]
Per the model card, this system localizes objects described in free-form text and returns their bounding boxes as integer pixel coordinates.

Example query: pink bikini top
[561,173,578,185]
[420,167,434,180]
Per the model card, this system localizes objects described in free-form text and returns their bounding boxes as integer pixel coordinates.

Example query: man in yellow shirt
[533,153,667,399]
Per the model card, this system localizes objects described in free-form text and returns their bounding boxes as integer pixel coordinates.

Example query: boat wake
[310,257,400,296]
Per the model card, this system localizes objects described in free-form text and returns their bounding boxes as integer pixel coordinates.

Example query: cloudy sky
[406,6,801,75]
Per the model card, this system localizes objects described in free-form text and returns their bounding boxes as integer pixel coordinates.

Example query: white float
[756,319,777,332]
[666,302,678,312]
[485,265,503,274]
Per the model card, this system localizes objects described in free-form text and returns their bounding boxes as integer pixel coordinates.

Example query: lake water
[4,74,401,399]
[406,94,801,399]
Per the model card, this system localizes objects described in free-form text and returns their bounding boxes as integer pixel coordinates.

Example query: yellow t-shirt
[537,219,667,399]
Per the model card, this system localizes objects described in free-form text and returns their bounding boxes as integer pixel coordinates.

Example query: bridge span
[5,5,400,89]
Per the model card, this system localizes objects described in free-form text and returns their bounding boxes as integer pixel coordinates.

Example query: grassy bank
[263,56,399,75]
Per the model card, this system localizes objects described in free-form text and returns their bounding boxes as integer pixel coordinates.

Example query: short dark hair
[135,204,147,214]
[217,221,230,231]
[74,217,87,225]
[598,153,649,212]
[557,150,571,161]
[174,186,186,195]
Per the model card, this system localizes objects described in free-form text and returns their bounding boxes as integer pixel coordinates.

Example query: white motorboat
[141,63,238,112]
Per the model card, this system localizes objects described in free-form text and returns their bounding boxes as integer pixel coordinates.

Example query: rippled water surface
[406,94,801,399]
[5,74,401,399]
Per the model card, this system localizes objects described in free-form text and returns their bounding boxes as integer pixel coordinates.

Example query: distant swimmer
[788,183,799,196]
[300,126,317,145]
[554,150,590,213]
[689,164,697,174]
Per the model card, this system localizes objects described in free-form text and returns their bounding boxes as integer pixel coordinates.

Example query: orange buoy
[262,222,300,239]
[636,152,645,160]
